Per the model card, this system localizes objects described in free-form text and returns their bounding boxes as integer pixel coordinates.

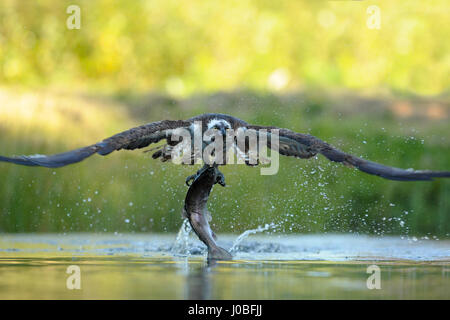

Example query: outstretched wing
[248,125,450,181]
[0,120,191,168]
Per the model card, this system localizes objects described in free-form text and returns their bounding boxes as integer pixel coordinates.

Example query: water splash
[230,223,278,253]
[171,219,192,255]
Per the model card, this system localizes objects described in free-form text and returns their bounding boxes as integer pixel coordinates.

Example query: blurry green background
[0,0,448,236]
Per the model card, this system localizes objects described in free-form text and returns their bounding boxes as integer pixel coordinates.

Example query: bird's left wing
[247,125,450,181]
[0,120,191,168]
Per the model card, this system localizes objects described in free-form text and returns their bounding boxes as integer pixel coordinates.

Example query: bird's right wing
[0,120,191,168]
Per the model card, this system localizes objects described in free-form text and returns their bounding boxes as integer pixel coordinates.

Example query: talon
[215,168,226,187]
[217,175,226,187]
[185,174,195,186]
[185,165,210,187]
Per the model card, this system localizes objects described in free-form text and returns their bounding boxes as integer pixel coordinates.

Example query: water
[229,223,278,253]
[0,233,449,299]
[171,219,193,256]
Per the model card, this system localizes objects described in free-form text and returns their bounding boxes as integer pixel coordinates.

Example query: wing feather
[248,125,450,181]
[0,120,190,168]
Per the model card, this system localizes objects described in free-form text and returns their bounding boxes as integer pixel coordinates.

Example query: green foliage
[0,1,448,236]
[0,89,448,236]
[0,0,449,94]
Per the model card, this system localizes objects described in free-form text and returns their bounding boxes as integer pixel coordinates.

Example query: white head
[207,119,232,136]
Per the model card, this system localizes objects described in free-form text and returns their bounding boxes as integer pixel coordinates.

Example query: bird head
[207,119,232,137]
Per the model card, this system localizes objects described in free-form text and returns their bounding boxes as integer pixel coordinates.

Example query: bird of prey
[2,113,448,261]
[1,113,449,184]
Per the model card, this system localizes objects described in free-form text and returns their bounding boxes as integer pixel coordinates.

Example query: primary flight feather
[1,113,449,181]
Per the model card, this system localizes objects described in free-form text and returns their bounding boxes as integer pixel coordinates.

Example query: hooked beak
[219,127,227,136]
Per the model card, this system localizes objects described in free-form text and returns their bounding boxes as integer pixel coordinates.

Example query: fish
[183,165,233,261]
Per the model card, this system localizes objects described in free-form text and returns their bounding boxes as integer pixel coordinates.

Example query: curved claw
[186,165,211,187]
[215,170,226,187]
[216,175,226,187]
[186,165,226,187]
[185,174,196,186]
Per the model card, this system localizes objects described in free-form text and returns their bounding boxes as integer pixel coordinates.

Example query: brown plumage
[0,113,449,181]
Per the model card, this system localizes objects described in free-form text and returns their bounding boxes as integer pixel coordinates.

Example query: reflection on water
[0,234,449,299]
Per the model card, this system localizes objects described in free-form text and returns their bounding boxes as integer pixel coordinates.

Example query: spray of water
[230,223,278,253]
[171,219,192,255]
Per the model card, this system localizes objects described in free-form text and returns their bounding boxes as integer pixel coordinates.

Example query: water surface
[0,234,449,299]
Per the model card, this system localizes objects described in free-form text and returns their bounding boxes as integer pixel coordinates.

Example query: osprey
[2,112,448,261]
[0,113,449,184]
[0,113,450,185]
